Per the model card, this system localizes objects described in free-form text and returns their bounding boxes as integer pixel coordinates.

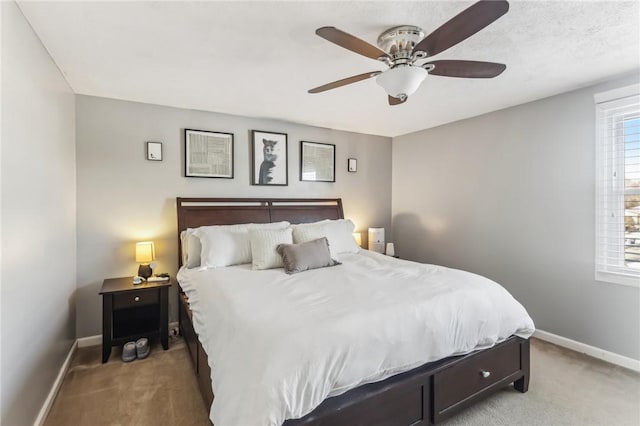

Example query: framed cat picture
[251,130,288,186]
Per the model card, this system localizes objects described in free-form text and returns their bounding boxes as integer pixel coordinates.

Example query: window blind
[595,90,640,286]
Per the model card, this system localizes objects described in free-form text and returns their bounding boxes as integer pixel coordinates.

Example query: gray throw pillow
[276,237,341,274]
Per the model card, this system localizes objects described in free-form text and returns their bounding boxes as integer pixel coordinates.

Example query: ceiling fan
[308,0,509,106]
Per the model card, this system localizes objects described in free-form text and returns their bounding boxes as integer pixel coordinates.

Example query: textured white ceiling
[18,1,640,137]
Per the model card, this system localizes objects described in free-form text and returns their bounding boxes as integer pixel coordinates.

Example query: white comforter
[177,250,535,426]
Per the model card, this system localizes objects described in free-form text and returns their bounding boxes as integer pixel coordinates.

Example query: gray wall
[392,73,640,360]
[76,95,392,337]
[1,2,77,424]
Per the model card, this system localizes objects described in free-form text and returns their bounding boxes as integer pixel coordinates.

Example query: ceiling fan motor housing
[377,25,426,63]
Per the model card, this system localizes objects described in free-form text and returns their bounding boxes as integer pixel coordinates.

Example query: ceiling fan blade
[308,71,381,94]
[316,27,390,61]
[427,60,506,78]
[388,95,407,106]
[413,0,509,57]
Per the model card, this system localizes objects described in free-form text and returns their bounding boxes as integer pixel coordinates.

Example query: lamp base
[138,264,152,279]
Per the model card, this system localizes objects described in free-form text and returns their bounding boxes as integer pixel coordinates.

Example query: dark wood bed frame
[176,197,530,425]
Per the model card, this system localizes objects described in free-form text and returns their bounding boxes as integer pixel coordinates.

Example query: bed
[176,197,534,425]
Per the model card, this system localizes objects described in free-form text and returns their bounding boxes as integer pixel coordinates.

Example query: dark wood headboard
[176,197,344,267]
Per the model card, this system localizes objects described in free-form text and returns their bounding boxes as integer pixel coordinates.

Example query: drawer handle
[480,370,491,378]
[134,296,140,302]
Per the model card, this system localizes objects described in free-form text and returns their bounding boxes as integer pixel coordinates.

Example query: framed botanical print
[300,141,335,182]
[251,130,288,185]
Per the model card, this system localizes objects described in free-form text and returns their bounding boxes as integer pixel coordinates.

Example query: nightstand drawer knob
[480,370,491,378]
[134,296,140,302]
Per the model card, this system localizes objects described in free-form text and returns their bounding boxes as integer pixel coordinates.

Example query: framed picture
[300,141,335,182]
[251,130,288,186]
[185,129,234,178]
[146,142,163,161]
[348,158,357,172]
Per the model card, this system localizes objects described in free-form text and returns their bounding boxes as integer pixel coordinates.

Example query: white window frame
[594,84,640,287]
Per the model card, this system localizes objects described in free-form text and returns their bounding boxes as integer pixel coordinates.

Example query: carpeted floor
[44,337,640,426]
[44,336,210,426]
[441,339,640,426]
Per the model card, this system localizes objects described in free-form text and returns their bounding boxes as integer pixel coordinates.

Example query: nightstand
[100,277,172,363]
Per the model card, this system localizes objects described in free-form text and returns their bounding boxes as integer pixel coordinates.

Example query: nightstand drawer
[113,289,159,310]
[434,339,520,416]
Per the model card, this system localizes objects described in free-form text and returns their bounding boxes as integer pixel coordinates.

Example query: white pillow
[326,219,359,254]
[186,232,202,268]
[197,222,290,268]
[292,223,337,258]
[292,219,359,258]
[250,227,293,270]
[199,226,252,267]
[181,229,203,269]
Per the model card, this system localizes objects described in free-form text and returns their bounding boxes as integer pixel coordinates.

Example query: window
[595,85,640,287]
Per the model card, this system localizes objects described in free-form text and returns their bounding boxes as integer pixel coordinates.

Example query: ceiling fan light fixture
[376,65,427,98]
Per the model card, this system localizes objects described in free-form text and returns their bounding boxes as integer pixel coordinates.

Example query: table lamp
[135,241,155,279]
[368,228,385,254]
[352,232,362,248]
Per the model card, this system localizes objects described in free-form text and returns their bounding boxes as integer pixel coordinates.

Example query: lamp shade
[135,241,155,263]
[368,228,385,254]
[376,65,427,98]
[352,232,362,247]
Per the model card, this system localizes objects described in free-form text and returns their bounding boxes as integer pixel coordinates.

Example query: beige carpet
[44,336,210,426]
[442,339,640,426]
[45,337,639,426]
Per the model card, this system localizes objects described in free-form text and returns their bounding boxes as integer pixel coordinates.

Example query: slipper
[122,341,136,362]
[136,338,150,359]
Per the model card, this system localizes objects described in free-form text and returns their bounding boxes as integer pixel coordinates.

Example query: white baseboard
[33,340,77,426]
[77,334,101,348]
[533,329,640,373]
[77,322,179,348]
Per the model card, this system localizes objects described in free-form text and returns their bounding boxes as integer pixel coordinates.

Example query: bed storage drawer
[433,338,521,422]
[320,385,428,426]
[289,376,428,426]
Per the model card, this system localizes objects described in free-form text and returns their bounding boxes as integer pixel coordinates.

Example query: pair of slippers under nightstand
[122,338,150,362]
